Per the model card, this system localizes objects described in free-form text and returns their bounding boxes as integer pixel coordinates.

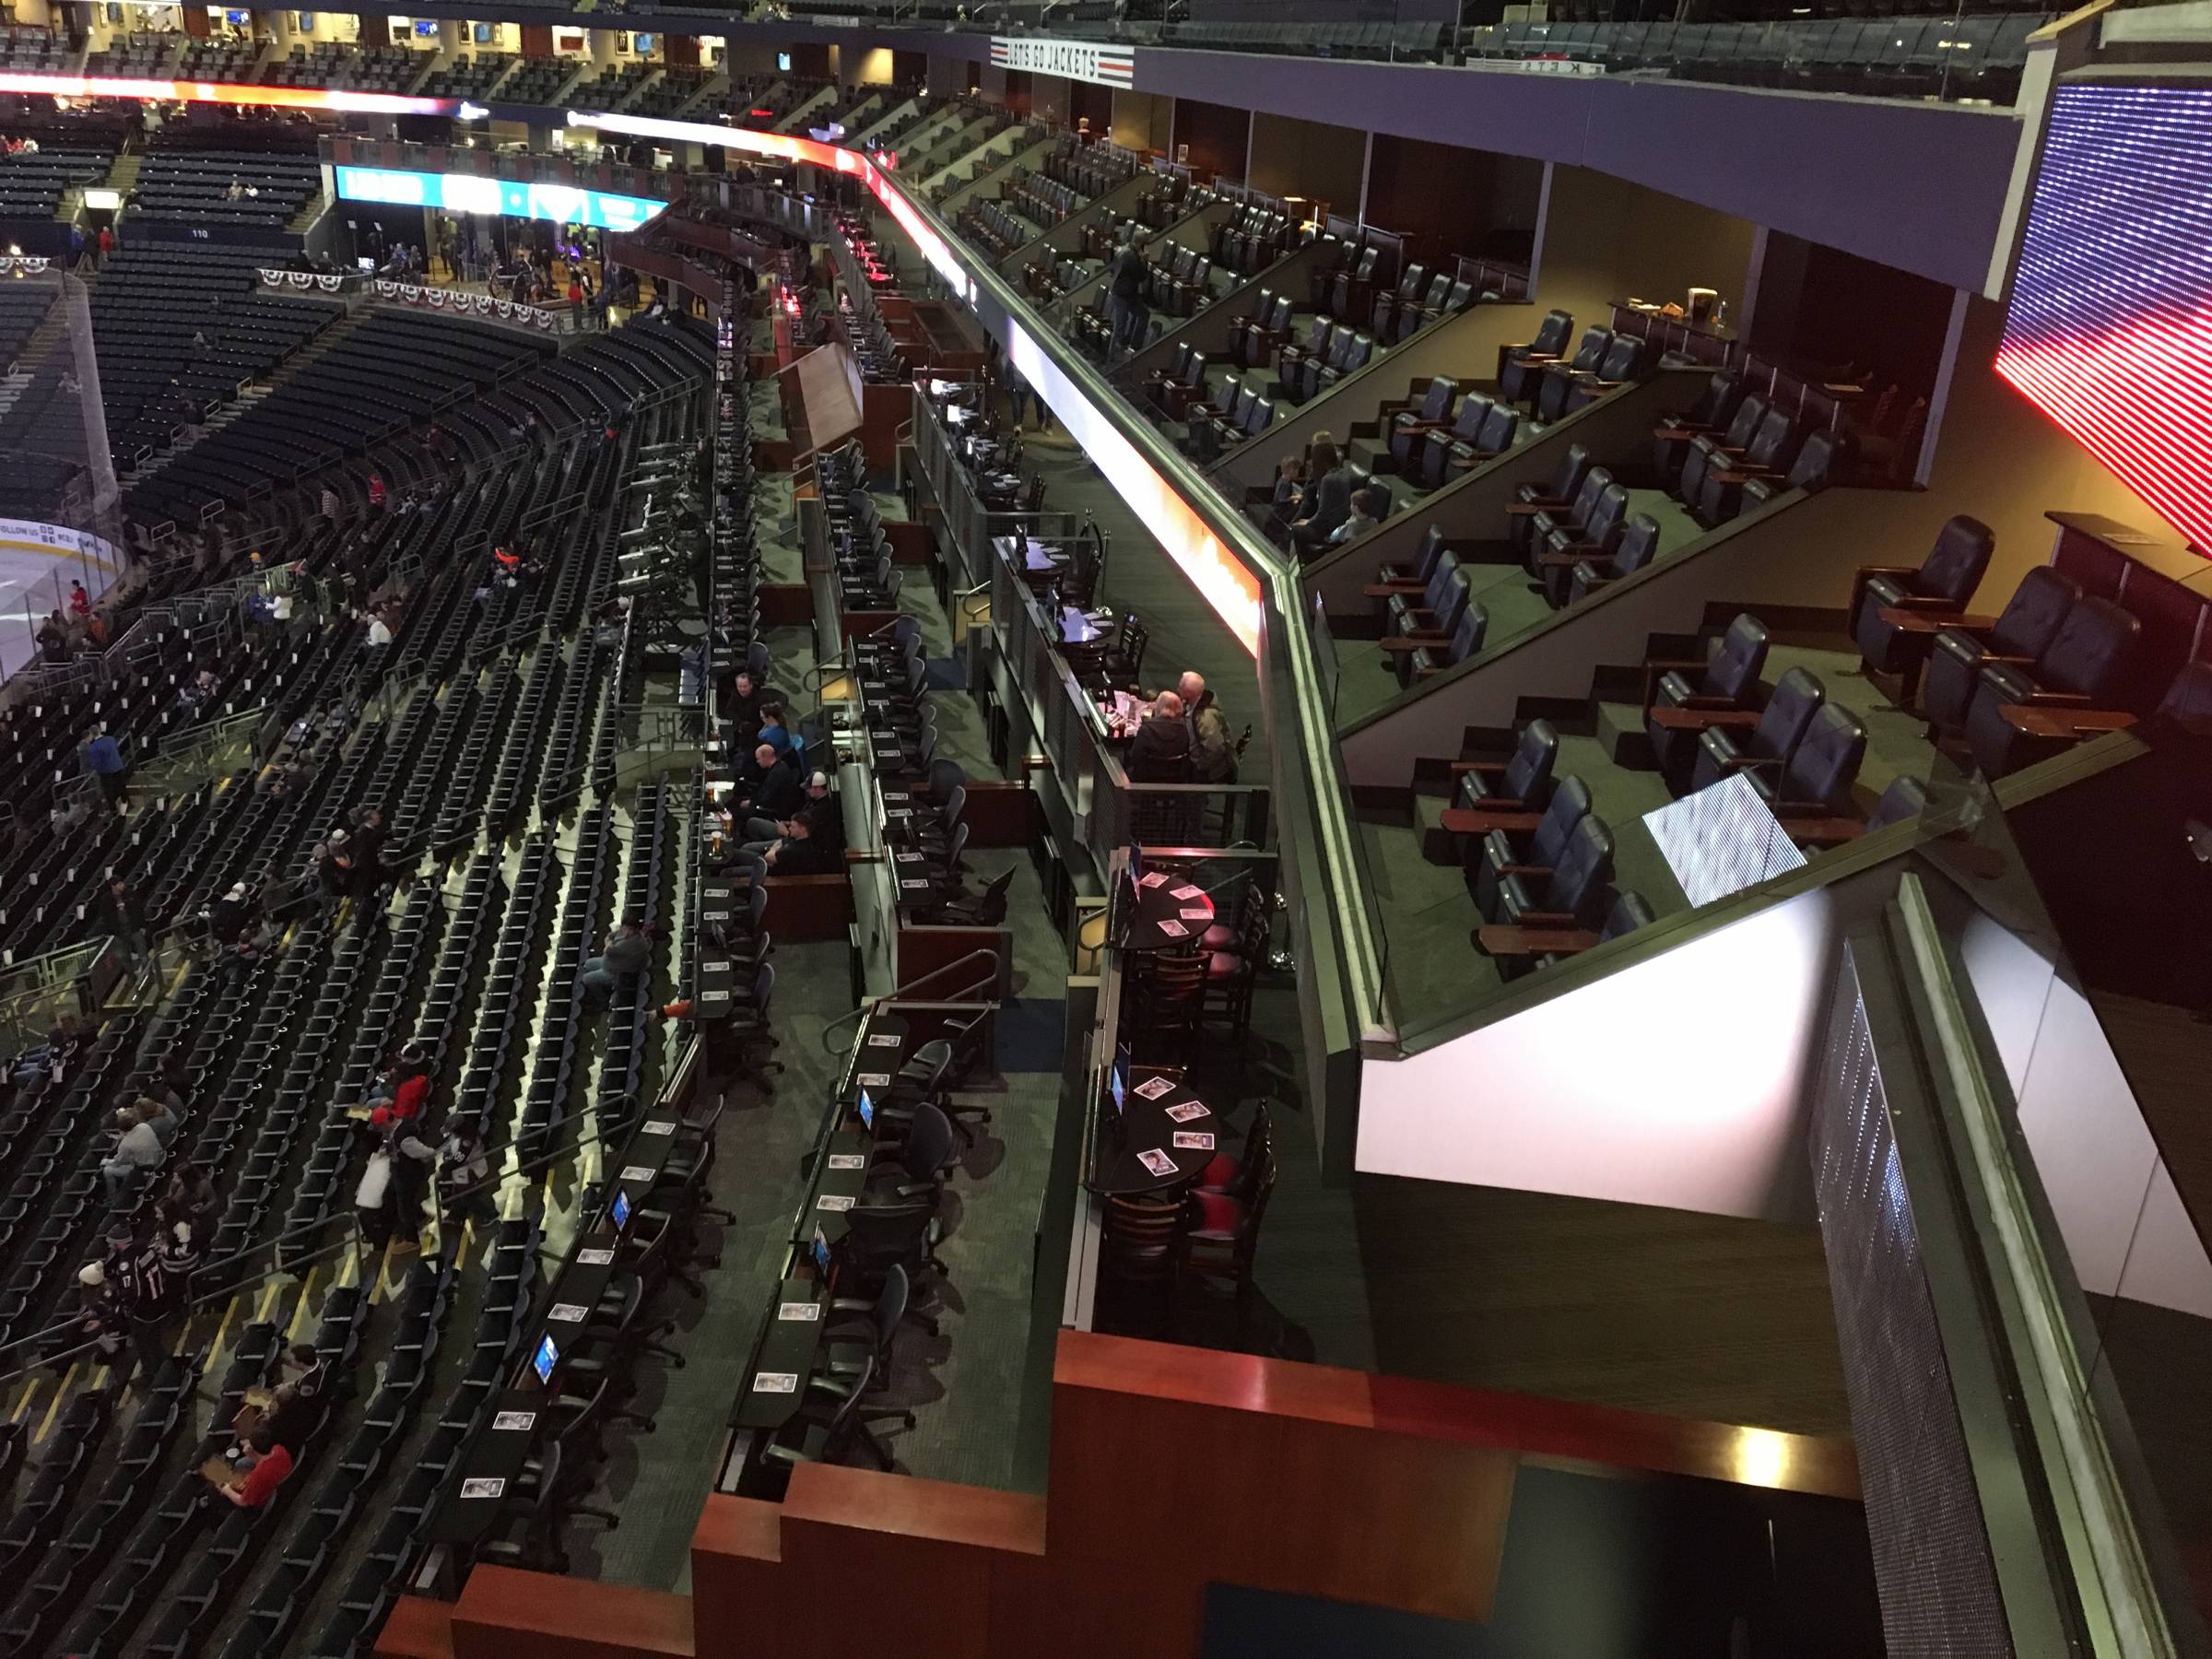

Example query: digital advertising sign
[1998,80,2212,553]
[334,165,671,232]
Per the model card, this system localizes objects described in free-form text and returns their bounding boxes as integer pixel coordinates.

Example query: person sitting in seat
[733,743,801,822]
[1127,689,1194,783]
[1330,482,1389,547]
[762,814,836,876]
[208,1424,291,1507]
[580,919,654,1003]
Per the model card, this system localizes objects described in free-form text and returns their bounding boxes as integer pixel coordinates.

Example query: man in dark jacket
[1108,241,1148,355]
[1126,690,1195,782]
[581,918,653,1003]
[100,877,151,971]
[736,744,803,824]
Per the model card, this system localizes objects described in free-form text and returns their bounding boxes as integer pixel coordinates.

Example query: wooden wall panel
[389,1332,1862,1659]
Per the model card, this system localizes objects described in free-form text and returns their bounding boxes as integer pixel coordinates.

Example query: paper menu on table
[1133,1076,1176,1101]
[1135,1147,1176,1177]
[1164,1100,1210,1123]
[1137,872,1171,888]
[1170,885,1204,900]
[1179,908,1211,921]
[1171,1131,1216,1150]
[1156,920,1188,938]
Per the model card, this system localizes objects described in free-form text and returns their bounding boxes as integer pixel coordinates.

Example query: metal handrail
[818,946,1003,1051]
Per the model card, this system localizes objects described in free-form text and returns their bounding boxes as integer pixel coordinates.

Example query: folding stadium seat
[1691,666,1827,793]
[1962,598,2142,777]
[1645,614,1773,792]
[1923,565,2080,732]
[1496,311,1575,406]
[1850,515,1996,681]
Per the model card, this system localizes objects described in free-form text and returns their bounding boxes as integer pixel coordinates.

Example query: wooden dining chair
[1202,896,1271,1040]
[1186,1137,1277,1308]
[1131,949,1209,1064]
[1101,1191,1192,1332]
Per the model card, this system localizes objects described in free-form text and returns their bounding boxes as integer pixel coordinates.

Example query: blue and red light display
[1997,82,2212,554]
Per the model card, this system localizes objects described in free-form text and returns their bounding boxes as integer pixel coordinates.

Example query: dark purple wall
[1129,53,2019,291]
[397,4,2018,289]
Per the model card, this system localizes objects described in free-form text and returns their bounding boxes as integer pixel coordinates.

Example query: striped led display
[1997,82,2212,552]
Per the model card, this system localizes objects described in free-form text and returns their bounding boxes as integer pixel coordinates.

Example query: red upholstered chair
[1187,1136,1277,1306]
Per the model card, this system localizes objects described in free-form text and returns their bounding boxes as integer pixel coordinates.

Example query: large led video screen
[335,166,670,233]
[1996,81,2212,552]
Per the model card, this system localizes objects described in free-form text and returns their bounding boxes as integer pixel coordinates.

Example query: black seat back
[2035,595,2141,700]
[1542,814,1615,924]
[1752,666,1826,761]
[1609,512,1660,574]
[1528,310,1572,357]
[1781,704,1865,808]
[1918,515,1995,604]
[1505,718,1559,805]
[1546,442,1593,501]
[1705,614,1771,701]
[1991,565,2080,659]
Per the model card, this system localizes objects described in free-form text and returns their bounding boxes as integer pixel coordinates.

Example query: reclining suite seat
[1403,597,1488,684]
[1688,406,1801,526]
[1387,552,1470,642]
[1652,371,1745,481]
[1496,310,1574,407]
[1736,426,1855,517]
[1540,333,1645,422]
[1525,326,1613,414]
[1510,442,1594,553]
[1690,665,1826,793]
[1851,514,1996,677]
[1377,524,1449,589]
[2157,659,2212,736]
[1537,482,1630,606]
[1457,718,1559,813]
[1964,596,2142,778]
[1472,774,1592,919]
[1923,565,2080,735]
[1865,774,1930,833]
[1387,377,1459,469]
[1524,466,1615,577]
[1430,402,1519,487]
[1750,701,1867,816]
[1647,613,1771,792]
[1491,813,1617,973]
[1672,393,1768,511]
[1566,512,1661,606]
